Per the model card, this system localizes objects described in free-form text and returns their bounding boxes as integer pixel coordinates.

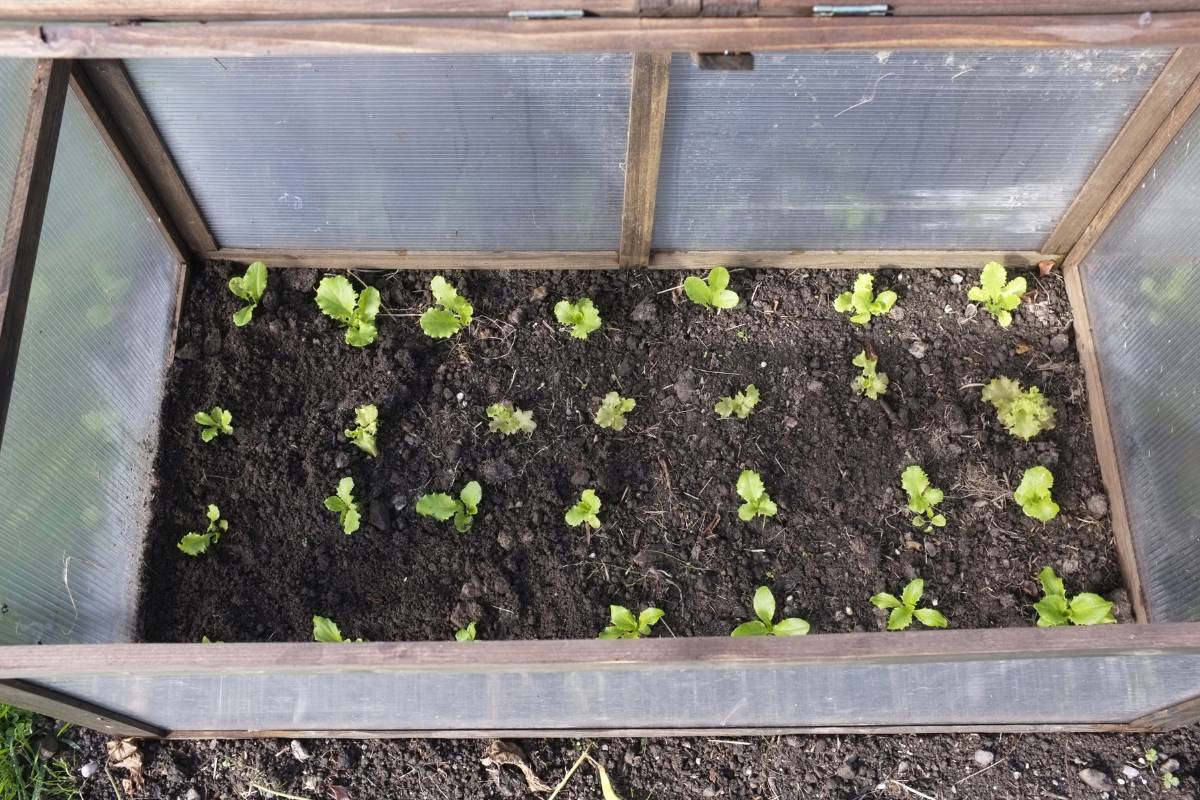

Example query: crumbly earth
[140,263,1121,643]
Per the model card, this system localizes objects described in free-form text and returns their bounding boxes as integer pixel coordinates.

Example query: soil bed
[139,263,1122,643]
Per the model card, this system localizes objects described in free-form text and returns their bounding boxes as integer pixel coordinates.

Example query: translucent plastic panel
[124,56,630,250]
[0,92,180,645]
[0,61,35,225]
[1080,110,1200,623]
[654,50,1171,250]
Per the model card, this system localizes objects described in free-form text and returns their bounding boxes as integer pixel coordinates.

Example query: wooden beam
[0,60,70,454]
[648,249,1061,269]
[211,248,618,269]
[1044,47,1200,255]
[0,679,166,738]
[618,52,670,268]
[1128,693,1200,731]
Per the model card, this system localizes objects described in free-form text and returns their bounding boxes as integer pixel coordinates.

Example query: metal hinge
[508,9,586,19]
[812,3,890,16]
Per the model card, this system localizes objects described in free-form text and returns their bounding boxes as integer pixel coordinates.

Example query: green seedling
[598,605,664,639]
[228,259,267,327]
[454,622,478,642]
[565,489,602,529]
[834,273,897,324]
[416,480,483,533]
[344,403,379,457]
[419,275,473,338]
[982,376,1056,440]
[324,476,361,535]
[871,578,948,630]
[684,266,739,310]
[731,586,810,637]
[177,503,228,556]
[554,297,602,339]
[594,391,635,431]
[968,261,1026,327]
[852,350,889,399]
[1164,773,1181,790]
[1033,566,1116,627]
[486,401,536,436]
[715,384,760,420]
[312,615,363,643]
[1146,748,1159,765]
[736,469,777,521]
[315,274,381,347]
[1013,465,1059,522]
[201,635,220,644]
[901,465,946,533]
[194,406,233,442]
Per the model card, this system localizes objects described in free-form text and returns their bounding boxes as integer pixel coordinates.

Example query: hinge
[508,9,586,19]
[812,3,890,16]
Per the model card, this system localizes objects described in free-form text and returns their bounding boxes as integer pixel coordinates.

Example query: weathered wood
[0,679,166,738]
[649,249,1062,269]
[618,52,670,268]
[1044,47,1200,255]
[211,249,618,269]
[1129,693,1200,731]
[0,60,70,454]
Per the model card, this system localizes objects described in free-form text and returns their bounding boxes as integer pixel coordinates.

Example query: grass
[0,705,78,800]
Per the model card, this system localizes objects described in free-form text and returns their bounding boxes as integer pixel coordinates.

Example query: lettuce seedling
[598,605,664,639]
[316,274,381,347]
[715,384,760,420]
[454,622,477,642]
[228,260,267,327]
[594,391,635,431]
[345,403,379,457]
[901,465,946,533]
[736,469,777,521]
[416,480,482,533]
[177,504,228,556]
[731,586,810,637]
[982,376,1056,440]
[968,261,1026,327]
[1033,566,1115,627]
[566,489,602,529]
[554,298,602,339]
[194,406,233,442]
[420,275,473,338]
[1013,465,1059,522]
[852,350,889,399]
[1163,772,1180,790]
[834,273,897,324]
[312,615,363,643]
[871,578,948,630]
[486,401,536,436]
[684,266,739,310]
[324,476,360,534]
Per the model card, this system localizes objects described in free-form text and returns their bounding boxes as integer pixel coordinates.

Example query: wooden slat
[0,679,166,737]
[618,52,670,268]
[1128,693,1200,731]
[0,60,70,453]
[649,249,1061,269]
[211,248,618,269]
[6,13,1200,57]
[1043,47,1200,255]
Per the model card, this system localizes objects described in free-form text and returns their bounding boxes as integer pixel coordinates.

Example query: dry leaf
[330,786,351,800]
[106,738,144,787]
[1038,259,1056,276]
[1015,342,1031,354]
[482,740,552,793]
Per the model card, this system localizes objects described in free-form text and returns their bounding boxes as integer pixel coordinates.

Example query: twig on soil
[546,747,592,800]
[886,779,938,800]
[247,782,314,800]
[104,765,125,800]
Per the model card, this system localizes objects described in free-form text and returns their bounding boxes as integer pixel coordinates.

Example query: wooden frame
[618,52,670,268]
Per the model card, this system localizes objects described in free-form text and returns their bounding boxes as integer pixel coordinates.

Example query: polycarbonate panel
[0,92,181,645]
[32,651,1200,731]
[0,61,35,226]
[654,50,1171,250]
[124,55,630,250]
[1080,110,1200,623]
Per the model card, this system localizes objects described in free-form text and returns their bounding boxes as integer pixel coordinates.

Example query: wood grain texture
[618,52,670,268]
[1043,47,1200,255]
[1129,693,1200,731]
[648,249,1062,269]
[211,249,619,269]
[0,679,166,737]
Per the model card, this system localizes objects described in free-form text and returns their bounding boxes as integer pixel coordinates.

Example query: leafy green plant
[324,476,360,535]
[344,403,379,457]
[1033,566,1115,627]
[871,578,948,630]
[1164,772,1180,790]
[486,401,536,436]
[731,586,810,637]
[454,622,477,642]
[736,469,777,521]
[684,266,739,310]
[1014,465,1059,522]
[982,376,1056,440]
[901,465,946,533]
[315,274,381,347]
[565,489,602,529]
[0,704,77,800]
[177,503,228,556]
[554,298,602,339]
[416,480,483,533]
[598,605,664,639]
[312,615,363,643]
[194,405,233,442]
[834,273,897,324]
[852,350,889,399]
[715,384,760,420]
[419,276,473,338]
[968,261,1026,327]
[1146,748,1159,765]
[228,259,267,327]
[594,391,635,431]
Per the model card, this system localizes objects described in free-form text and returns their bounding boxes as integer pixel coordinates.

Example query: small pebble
[1087,494,1109,518]
[1162,758,1181,774]
[291,740,311,761]
[1122,765,1140,779]
[1049,333,1071,354]
[185,789,201,800]
[908,341,927,359]
[950,273,964,284]
[1079,767,1115,792]
[974,749,995,767]
[80,761,98,779]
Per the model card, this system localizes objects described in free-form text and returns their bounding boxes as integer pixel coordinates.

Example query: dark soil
[139,263,1121,643]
